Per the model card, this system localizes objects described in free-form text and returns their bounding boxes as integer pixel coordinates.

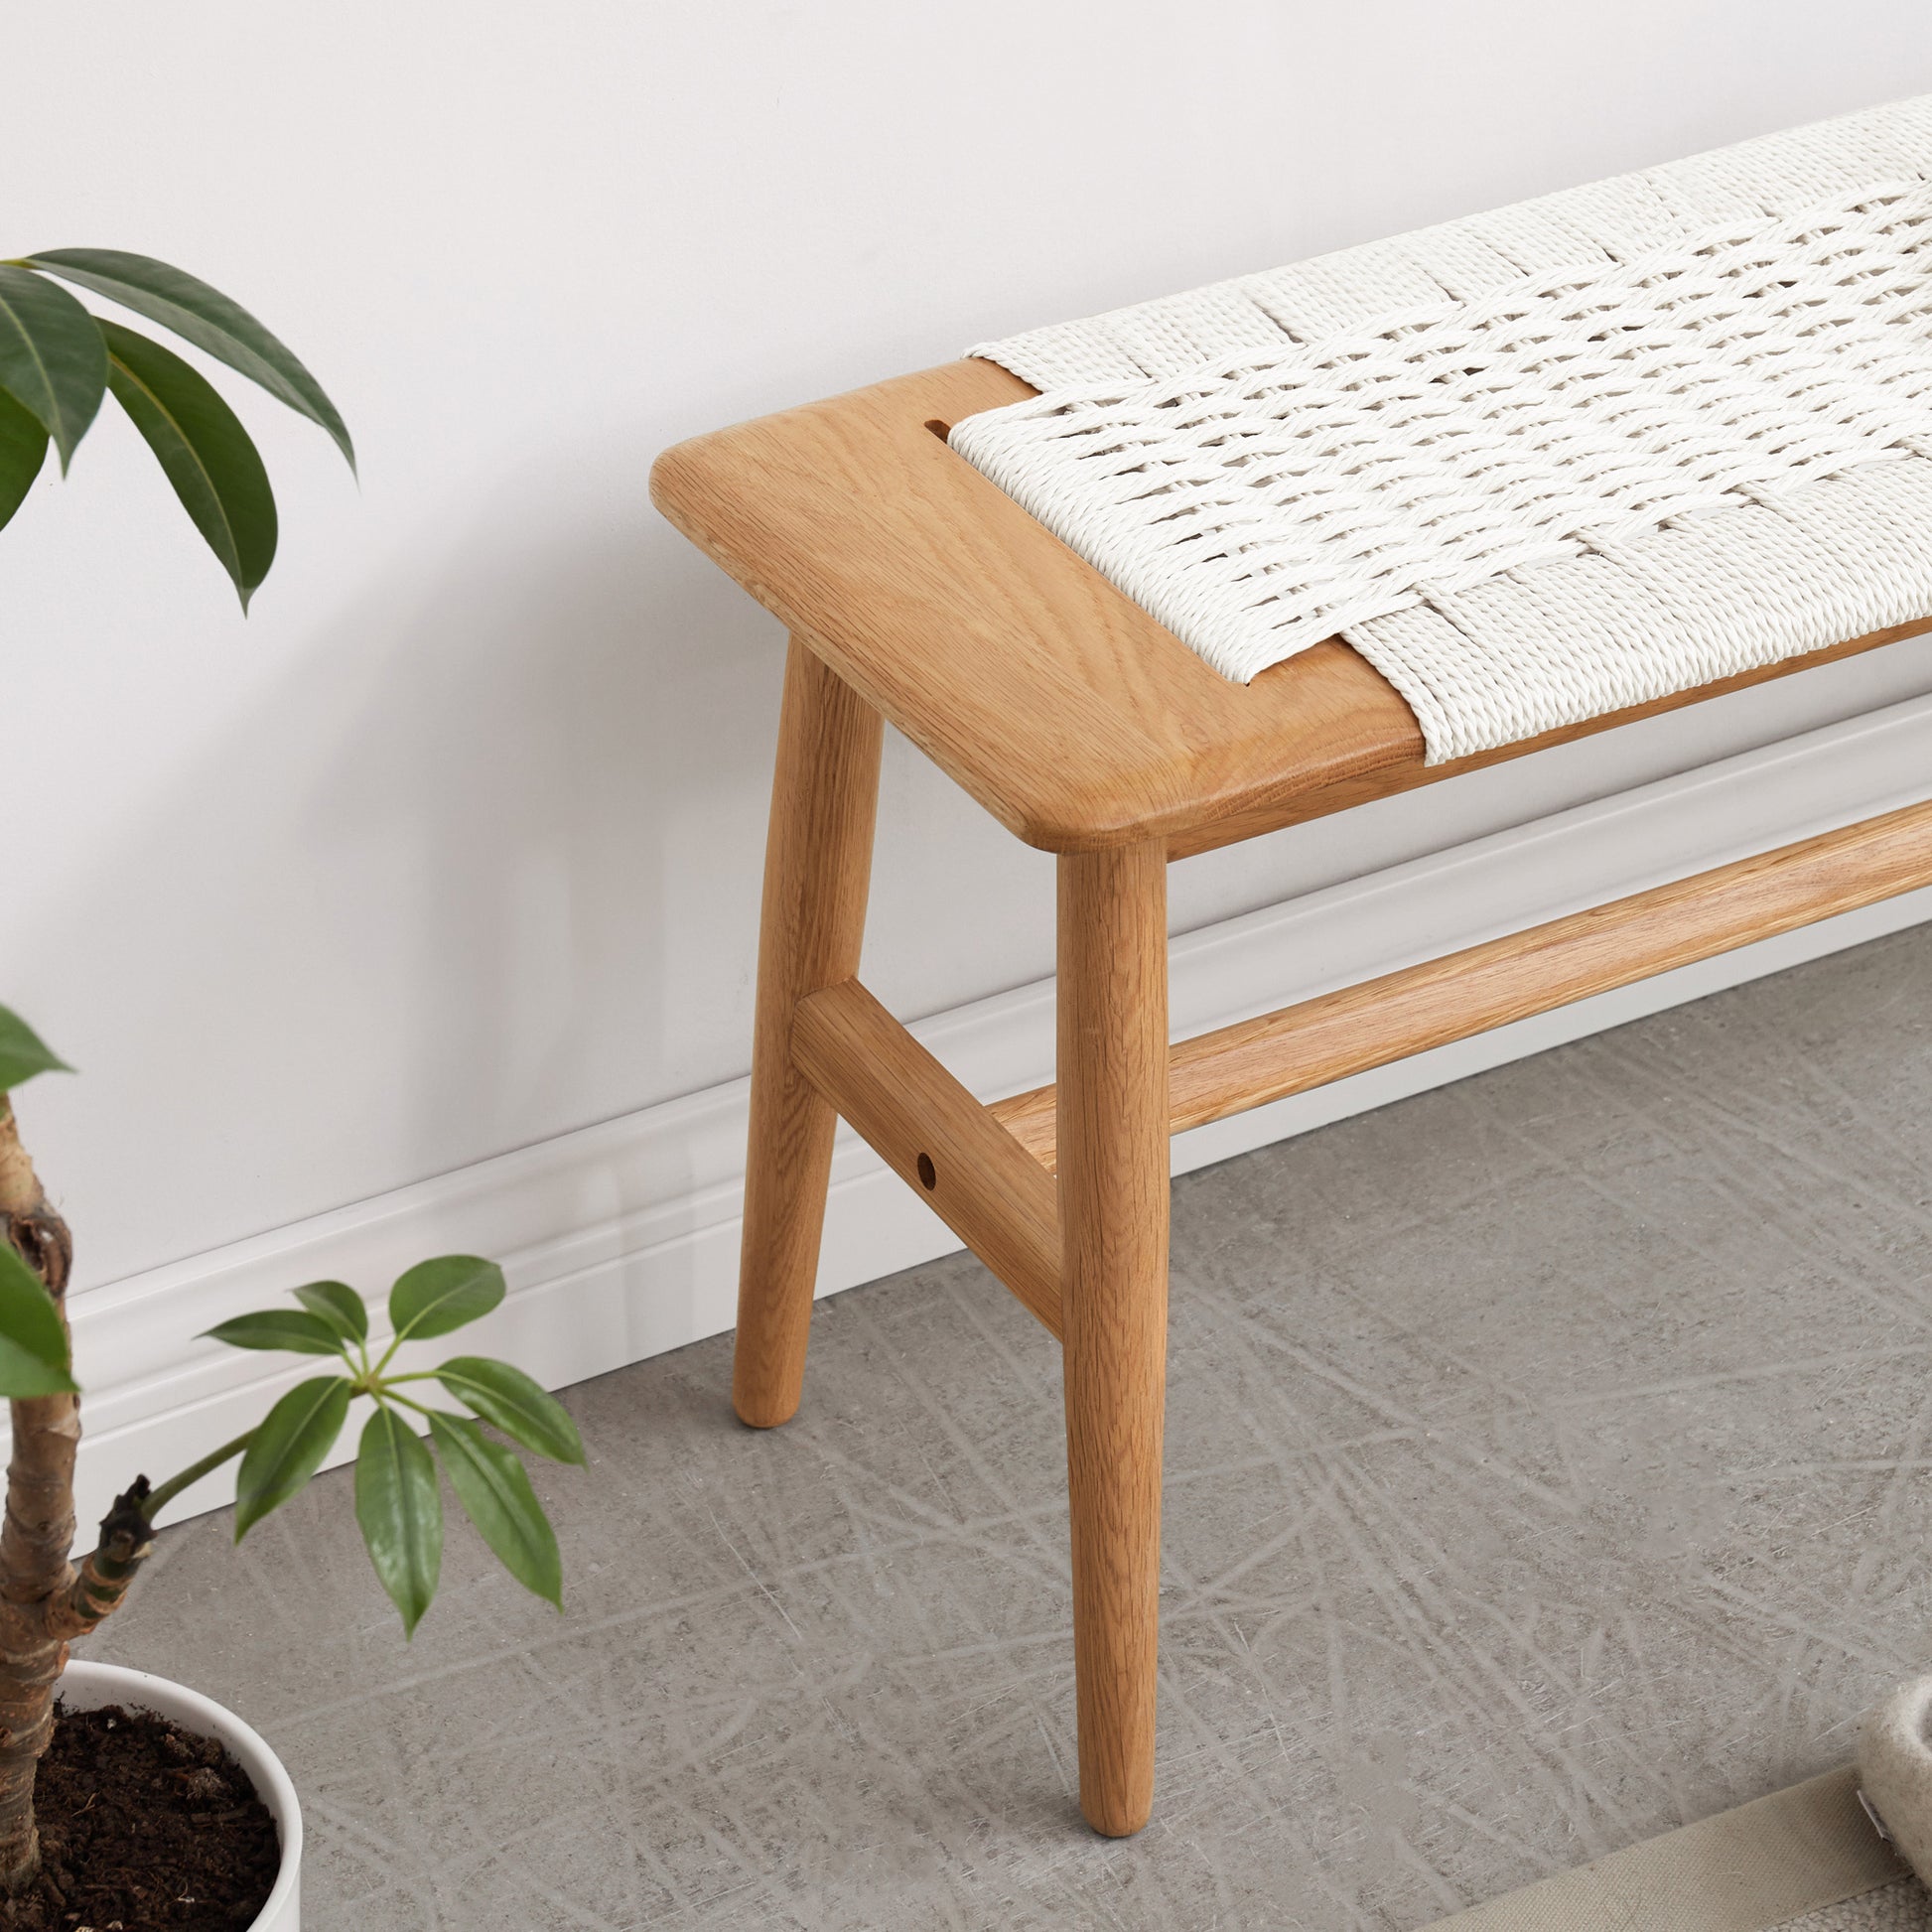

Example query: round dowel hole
[916,1153,937,1190]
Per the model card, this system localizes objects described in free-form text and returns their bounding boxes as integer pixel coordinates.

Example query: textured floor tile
[74,923,1932,1929]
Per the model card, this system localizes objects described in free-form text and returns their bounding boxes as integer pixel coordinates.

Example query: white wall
[5,1,1932,1312]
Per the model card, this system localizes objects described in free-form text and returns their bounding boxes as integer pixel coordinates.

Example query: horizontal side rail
[791,978,1062,1336]
[994,794,1932,1169]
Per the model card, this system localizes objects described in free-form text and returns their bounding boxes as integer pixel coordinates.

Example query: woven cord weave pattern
[955,97,1932,760]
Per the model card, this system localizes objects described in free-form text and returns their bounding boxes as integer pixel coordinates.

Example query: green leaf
[25,249,353,470]
[428,1411,561,1608]
[389,1256,504,1342]
[203,1309,344,1356]
[0,1005,70,1092]
[100,319,276,610]
[354,1406,442,1635]
[0,1334,76,1400]
[435,1356,585,1464]
[0,266,105,472]
[0,386,46,533]
[233,1375,351,1538]
[0,1244,75,1397]
[294,1280,367,1345]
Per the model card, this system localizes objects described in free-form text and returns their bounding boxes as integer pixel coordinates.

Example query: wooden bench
[650,352,1932,1837]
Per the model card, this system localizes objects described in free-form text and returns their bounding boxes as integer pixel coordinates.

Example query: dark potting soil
[1,1702,279,1929]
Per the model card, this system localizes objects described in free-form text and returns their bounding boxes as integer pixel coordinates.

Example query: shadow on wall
[293,513,776,1172]
[17,455,788,1290]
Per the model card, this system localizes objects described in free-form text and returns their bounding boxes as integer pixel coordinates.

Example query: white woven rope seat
[953,95,1932,760]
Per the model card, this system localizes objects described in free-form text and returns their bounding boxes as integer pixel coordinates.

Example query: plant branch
[43,1483,154,1644]
[142,1430,253,1523]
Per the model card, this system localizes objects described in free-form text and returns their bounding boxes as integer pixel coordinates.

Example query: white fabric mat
[1777,1879,1932,1930]
[1423,1767,1912,1932]
[957,97,1932,761]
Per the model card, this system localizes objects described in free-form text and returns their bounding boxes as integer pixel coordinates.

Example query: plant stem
[44,1483,156,1646]
[0,1096,76,1893]
[143,1430,253,1522]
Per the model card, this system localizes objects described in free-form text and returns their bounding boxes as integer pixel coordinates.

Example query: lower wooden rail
[789,799,1932,1331]
[993,795,1932,1170]
[791,977,1063,1335]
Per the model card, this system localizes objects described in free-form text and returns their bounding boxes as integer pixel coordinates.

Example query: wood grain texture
[733,640,883,1430]
[790,978,1062,1336]
[1058,843,1171,1837]
[650,358,1931,852]
[996,793,1932,1168]
[652,359,1417,850]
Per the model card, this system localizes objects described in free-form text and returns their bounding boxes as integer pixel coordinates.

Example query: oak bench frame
[651,354,1932,1838]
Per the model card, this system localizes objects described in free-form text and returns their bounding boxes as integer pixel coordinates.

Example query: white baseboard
[54,693,1932,1542]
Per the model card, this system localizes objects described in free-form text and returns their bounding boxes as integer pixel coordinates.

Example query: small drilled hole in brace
[916,1153,937,1190]
[924,419,951,442]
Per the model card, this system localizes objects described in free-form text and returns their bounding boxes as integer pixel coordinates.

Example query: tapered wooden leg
[1058,841,1170,1837]
[733,637,883,1429]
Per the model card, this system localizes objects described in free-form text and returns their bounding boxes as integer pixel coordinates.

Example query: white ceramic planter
[1860,1675,1932,1887]
[58,1660,301,1932]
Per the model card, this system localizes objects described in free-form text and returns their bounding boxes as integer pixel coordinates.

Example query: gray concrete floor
[79,924,1932,1930]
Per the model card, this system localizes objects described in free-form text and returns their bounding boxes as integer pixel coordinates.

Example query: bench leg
[1058,841,1170,1836]
[733,637,883,1429]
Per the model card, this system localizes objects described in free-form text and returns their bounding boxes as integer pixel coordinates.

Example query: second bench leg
[1058,841,1171,1837]
[732,637,882,1430]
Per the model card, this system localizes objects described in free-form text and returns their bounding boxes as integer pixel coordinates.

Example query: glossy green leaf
[389,1256,504,1343]
[203,1309,344,1356]
[0,1244,75,1397]
[101,320,277,609]
[0,1334,76,1400]
[354,1406,442,1635]
[26,249,353,470]
[0,1005,69,1092]
[294,1280,367,1345]
[428,1411,561,1608]
[0,266,104,472]
[436,1356,585,1464]
[0,385,47,532]
[233,1375,351,1538]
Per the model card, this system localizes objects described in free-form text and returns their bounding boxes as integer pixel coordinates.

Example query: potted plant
[0,253,583,1928]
